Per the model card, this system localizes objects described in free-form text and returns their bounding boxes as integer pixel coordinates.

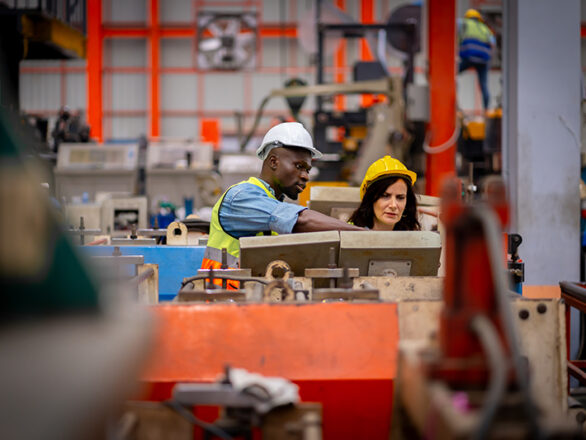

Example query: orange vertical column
[425,0,456,196]
[334,0,346,112]
[87,0,103,142]
[360,0,374,107]
[150,0,160,139]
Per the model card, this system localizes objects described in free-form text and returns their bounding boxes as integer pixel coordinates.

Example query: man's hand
[293,208,365,233]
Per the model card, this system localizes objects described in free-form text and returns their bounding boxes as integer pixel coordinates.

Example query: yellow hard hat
[465,8,483,20]
[360,156,417,199]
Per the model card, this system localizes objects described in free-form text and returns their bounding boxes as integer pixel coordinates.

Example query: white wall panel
[161,117,198,139]
[202,74,244,111]
[110,117,147,139]
[111,74,146,110]
[19,60,88,119]
[160,0,192,23]
[251,73,293,113]
[261,38,298,69]
[261,0,283,22]
[161,74,197,110]
[19,69,60,112]
[161,38,194,68]
[219,116,241,135]
[66,73,87,110]
[106,39,146,67]
[105,0,146,23]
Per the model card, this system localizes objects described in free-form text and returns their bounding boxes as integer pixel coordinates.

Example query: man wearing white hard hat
[201,122,363,284]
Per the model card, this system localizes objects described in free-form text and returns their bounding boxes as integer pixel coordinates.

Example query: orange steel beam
[102,25,298,39]
[259,26,297,38]
[360,0,374,107]
[425,0,457,196]
[86,0,103,142]
[103,27,149,38]
[334,0,346,111]
[142,302,399,382]
[149,0,160,138]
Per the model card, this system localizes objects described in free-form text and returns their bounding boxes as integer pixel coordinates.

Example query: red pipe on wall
[149,0,160,139]
[86,0,103,142]
[425,0,457,196]
[334,0,346,112]
[360,0,374,107]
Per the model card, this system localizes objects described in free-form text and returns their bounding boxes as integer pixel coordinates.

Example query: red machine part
[434,179,512,385]
[137,302,400,439]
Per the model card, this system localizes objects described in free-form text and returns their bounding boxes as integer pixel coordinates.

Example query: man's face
[270,147,312,200]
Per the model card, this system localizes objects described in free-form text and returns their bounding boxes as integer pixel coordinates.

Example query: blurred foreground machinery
[391,179,578,439]
[0,106,152,440]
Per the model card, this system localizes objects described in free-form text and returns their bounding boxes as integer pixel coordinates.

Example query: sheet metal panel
[160,38,193,68]
[111,74,147,110]
[82,245,205,301]
[161,74,197,111]
[107,39,147,68]
[105,0,146,23]
[160,0,192,24]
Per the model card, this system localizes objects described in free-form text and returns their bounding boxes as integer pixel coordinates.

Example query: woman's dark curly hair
[348,175,420,230]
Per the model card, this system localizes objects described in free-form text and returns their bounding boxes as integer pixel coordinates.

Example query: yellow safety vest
[201,177,278,273]
[459,18,493,63]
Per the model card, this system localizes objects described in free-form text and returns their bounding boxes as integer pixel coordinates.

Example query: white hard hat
[256,122,322,160]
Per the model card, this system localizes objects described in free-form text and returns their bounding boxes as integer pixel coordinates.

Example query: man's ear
[268,153,278,171]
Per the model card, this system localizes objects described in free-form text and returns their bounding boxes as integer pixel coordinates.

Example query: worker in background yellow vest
[201,122,364,288]
[458,8,496,110]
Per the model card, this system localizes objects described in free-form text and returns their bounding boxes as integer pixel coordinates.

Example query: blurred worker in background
[349,156,421,231]
[201,122,364,276]
[51,106,90,152]
[67,109,90,142]
[458,8,495,110]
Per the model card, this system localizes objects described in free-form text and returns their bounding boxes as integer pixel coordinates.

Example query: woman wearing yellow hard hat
[349,156,420,231]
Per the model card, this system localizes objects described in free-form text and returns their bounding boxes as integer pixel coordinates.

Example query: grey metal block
[339,231,442,276]
[240,231,340,277]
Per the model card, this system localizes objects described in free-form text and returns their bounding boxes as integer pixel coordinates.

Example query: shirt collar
[258,177,285,201]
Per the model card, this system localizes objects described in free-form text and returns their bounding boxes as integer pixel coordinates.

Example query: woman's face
[372,179,408,230]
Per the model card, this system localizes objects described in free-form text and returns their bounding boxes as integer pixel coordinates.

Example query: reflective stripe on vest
[202,177,278,270]
[199,258,240,290]
[459,19,493,63]
[202,247,239,268]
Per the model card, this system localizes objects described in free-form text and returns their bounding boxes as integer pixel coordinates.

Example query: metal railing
[7,0,86,34]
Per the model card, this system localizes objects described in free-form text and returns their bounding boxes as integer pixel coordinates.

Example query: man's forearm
[293,208,364,232]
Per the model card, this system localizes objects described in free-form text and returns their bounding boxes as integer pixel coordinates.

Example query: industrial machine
[64,194,149,242]
[238,1,428,183]
[145,139,221,215]
[176,229,442,304]
[311,2,424,182]
[54,142,139,203]
[240,76,410,183]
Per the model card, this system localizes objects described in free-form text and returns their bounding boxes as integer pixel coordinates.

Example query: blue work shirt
[219,178,306,238]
